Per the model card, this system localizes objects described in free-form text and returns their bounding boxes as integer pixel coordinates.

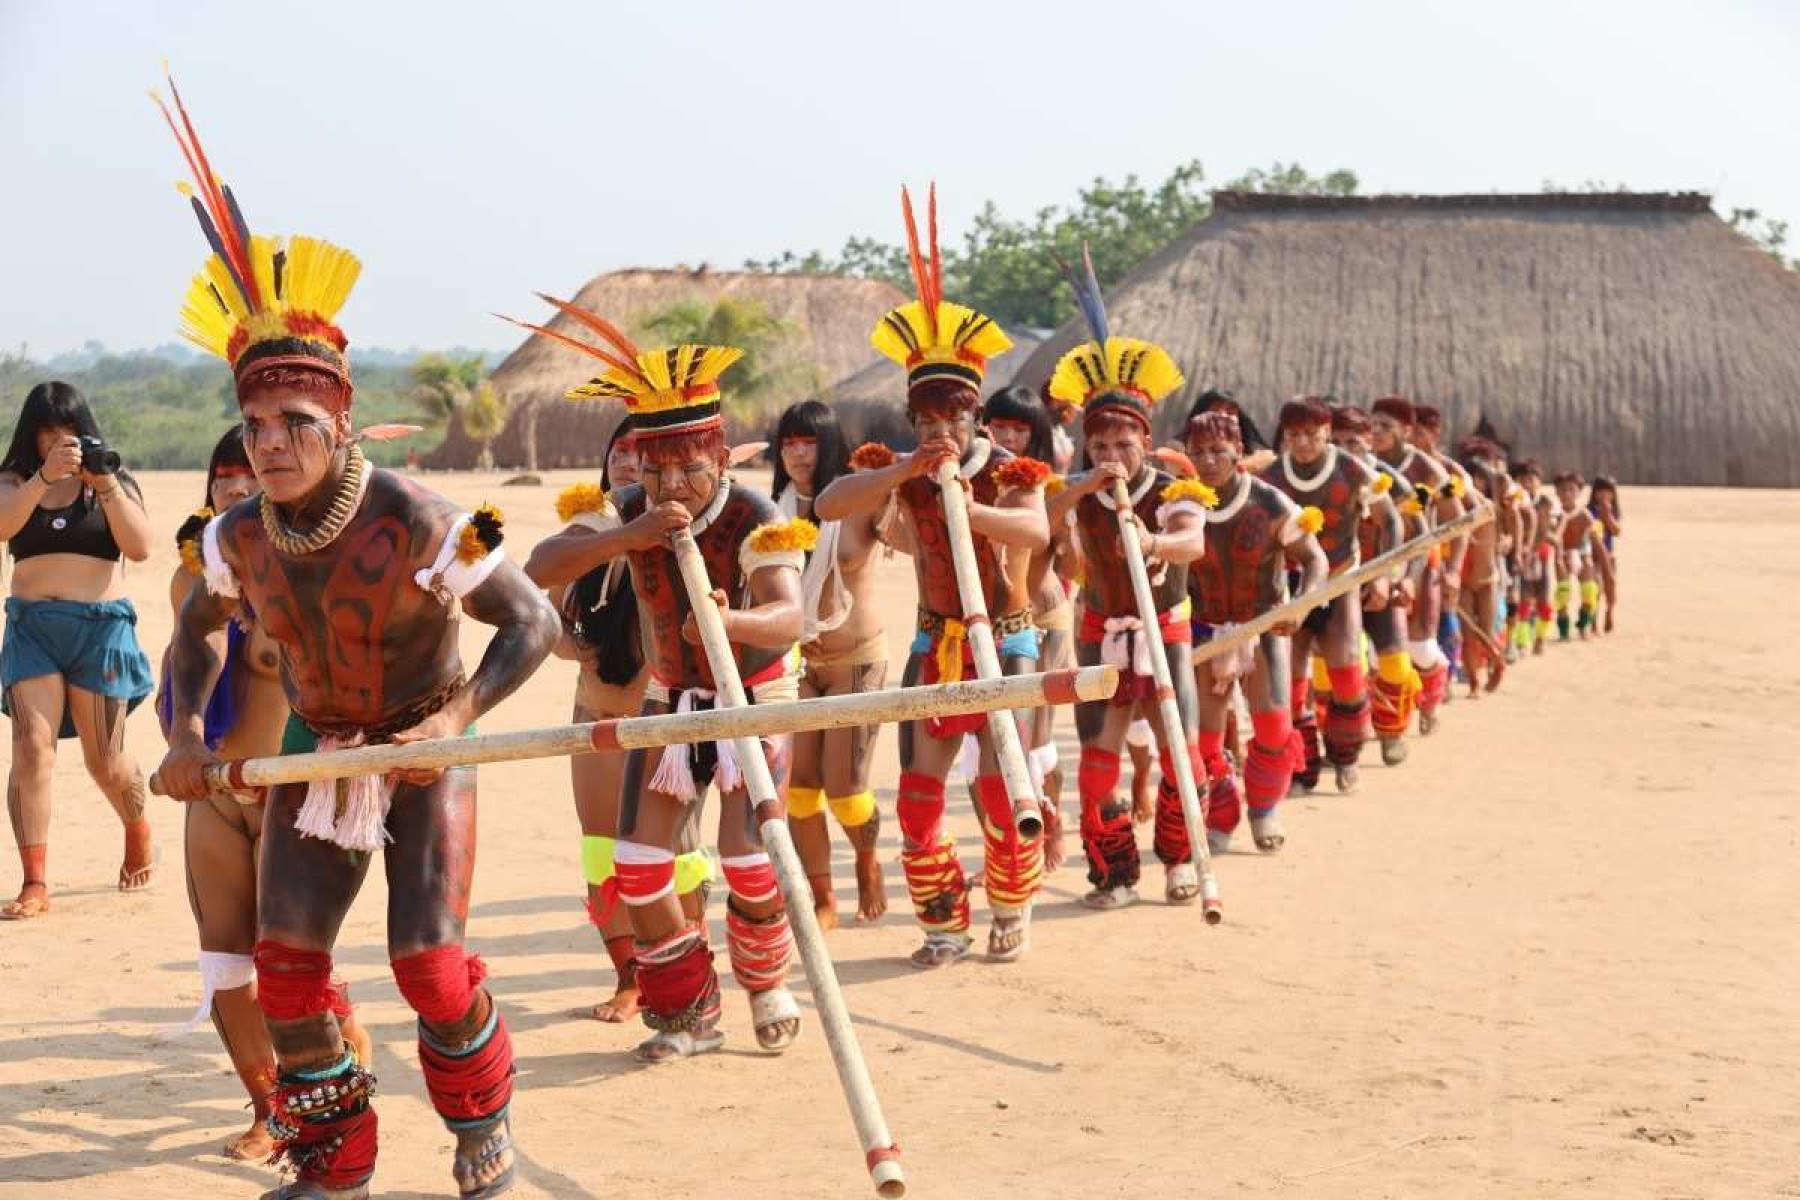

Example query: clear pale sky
[1,0,1793,357]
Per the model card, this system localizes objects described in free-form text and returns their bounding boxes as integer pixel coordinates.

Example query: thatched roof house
[826,329,1046,447]
[1011,192,1800,486]
[428,267,906,468]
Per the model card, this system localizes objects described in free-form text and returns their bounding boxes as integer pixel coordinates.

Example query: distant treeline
[0,347,457,470]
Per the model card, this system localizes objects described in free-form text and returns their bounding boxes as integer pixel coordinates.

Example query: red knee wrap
[1323,696,1372,765]
[635,927,721,1032]
[725,904,794,993]
[1292,705,1321,788]
[1077,747,1122,806]
[392,945,488,1026]
[896,771,946,849]
[1327,664,1368,704]
[255,941,340,1022]
[615,843,676,906]
[1244,709,1299,815]
[418,1007,515,1123]
[722,854,780,905]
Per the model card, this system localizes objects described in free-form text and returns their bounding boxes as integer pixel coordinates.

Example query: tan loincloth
[803,629,889,672]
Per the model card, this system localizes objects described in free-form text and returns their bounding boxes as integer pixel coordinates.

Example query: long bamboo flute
[933,458,1043,838]
[1112,479,1222,923]
[669,527,906,1199]
[149,667,1117,796]
[1192,506,1490,668]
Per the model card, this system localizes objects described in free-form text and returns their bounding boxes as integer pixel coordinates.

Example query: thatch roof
[1010,191,1800,486]
[428,267,906,468]
[826,329,1046,448]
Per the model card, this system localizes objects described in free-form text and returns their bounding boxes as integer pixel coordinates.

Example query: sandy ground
[0,471,1796,1200]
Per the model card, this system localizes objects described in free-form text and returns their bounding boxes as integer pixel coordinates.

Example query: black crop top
[7,487,121,562]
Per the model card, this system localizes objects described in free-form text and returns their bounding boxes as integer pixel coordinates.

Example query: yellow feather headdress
[1046,244,1184,428]
[497,294,741,440]
[869,184,1011,401]
[151,67,360,394]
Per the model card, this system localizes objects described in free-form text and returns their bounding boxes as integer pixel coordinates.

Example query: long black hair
[599,414,636,492]
[201,425,252,508]
[1588,474,1620,517]
[1186,388,1269,453]
[1,381,103,479]
[981,385,1057,463]
[770,399,849,500]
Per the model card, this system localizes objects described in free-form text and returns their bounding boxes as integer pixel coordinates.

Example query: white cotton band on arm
[1156,500,1209,526]
[414,513,506,601]
[739,543,805,578]
[568,508,619,534]
[200,517,240,598]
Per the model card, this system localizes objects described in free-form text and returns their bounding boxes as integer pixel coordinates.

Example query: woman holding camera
[0,381,155,919]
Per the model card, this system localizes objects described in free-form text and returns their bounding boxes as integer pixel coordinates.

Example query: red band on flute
[963,613,990,628]
[588,721,621,751]
[866,1144,903,1170]
[1041,668,1081,706]
[1155,686,1176,702]
[227,762,249,789]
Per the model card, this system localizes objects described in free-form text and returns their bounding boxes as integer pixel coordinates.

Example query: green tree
[744,159,1358,328]
[1727,207,1793,270]
[408,353,509,466]
[637,297,803,424]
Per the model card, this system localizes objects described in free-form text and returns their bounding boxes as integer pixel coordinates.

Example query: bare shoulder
[367,469,461,547]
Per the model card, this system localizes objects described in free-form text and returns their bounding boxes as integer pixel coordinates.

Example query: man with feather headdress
[1041,247,1213,909]
[815,185,1052,968]
[149,73,558,1200]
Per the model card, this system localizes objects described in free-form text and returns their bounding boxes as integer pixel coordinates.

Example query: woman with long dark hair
[157,426,371,1158]
[771,398,892,923]
[525,417,710,1022]
[1588,474,1621,633]
[0,381,155,919]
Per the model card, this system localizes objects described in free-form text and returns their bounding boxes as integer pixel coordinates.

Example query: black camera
[78,435,121,475]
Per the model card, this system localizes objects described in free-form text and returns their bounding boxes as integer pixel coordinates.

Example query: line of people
[0,77,1622,1200]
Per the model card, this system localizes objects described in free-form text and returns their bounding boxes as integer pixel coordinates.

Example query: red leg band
[725,903,794,993]
[1245,709,1298,815]
[418,1008,515,1123]
[977,774,1040,909]
[896,771,946,849]
[722,854,780,906]
[1077,749,1137,889]
[254,941,338,1022]
[392,945,488,1026]
[635,927,721,1031]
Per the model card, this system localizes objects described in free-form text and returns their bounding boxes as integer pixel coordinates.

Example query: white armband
[200,517,240,599]
[415,513,506,603]
[740,543,805,577]
[566,504,620,534]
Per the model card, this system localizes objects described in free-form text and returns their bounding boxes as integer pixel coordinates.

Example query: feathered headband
[498,294,741,440]
[1046,243,1184,431]
[869,184,1012,401]
[151,67,361,403]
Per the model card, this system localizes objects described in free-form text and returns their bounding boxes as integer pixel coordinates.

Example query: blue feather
[1055,242,1110,346]
[190,195,251,306]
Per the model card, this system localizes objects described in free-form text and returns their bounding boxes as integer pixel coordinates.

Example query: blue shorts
[1,598,154,739]
[910,627,1041,664]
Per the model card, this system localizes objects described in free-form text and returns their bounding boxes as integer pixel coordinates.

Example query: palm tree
[409,354,508,467]
[638,297,805,425]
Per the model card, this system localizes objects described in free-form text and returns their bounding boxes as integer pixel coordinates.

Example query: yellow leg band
[674,848,713,896]
[787,785,827,819]
[1309,654,1333,695]
[1580,580,1599,607]
[828,790,877,829]
[580,835,616,887]
[1376,650,1413,686]
[1554,579,1572,609]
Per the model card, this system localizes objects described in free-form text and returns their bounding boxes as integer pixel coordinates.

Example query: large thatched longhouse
[428,267,905,468]
[1013,192,1800,486]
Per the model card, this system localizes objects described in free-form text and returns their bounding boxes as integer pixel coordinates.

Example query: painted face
[1085,423,1148,477]
[606,437,640,488]
[1187,434,1241,490]
[1332,429,1372,458]
[34,423,78,461]
[641,448,725,513]
[237,390,350,505]
[208,467,258,511]
[1283,422,1331,465]
[986,418,1033,456]
[911,406,974,452]
[1371,413,1406,455]
[779,435,818,489]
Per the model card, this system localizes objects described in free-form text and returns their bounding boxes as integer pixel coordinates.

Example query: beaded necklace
[260,444,369,556]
